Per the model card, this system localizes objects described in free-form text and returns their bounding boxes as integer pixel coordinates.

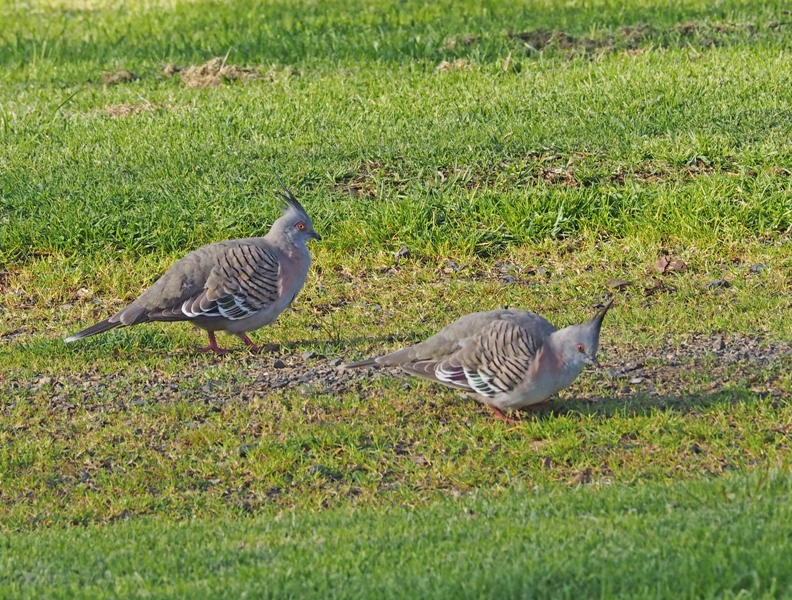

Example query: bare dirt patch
[329,151,754,198]
[101,103,159,118]
[435,153,733,194]
[101,69,138,86]
[507,19,773,59]
[607,158,721,186]
[176,57,261,88]
[443,35,479,51]
[332,160,408,199]
[435,58,473,72]
[66,102,191,119]
[586,334,792,405]
[163,59,297,88]
[5,335,791,414]
[508,28,616,57]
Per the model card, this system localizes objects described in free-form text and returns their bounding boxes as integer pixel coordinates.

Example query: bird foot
[199,331,230,355]
[237,334,269,354]
[488,406,523,424]
[198,344,231,356]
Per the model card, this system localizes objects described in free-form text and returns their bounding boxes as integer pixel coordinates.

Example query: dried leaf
[655,256,686,274]
[654,257,670,273]
[606,278,633,289]
[668,258,687,272]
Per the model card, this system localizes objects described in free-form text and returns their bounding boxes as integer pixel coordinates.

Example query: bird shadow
[20,331,411,361]
[523,387,779,422]
[266,332,419,354]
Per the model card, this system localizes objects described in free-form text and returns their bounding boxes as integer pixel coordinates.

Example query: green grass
[3,2,792,261]
[2,469,792,599]
[3,0,792,595]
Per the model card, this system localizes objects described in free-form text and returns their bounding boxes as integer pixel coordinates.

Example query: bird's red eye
[296,222,306,231]
[576,344,585,353]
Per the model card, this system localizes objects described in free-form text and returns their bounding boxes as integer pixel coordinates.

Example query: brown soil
[507,19,765,59]
[102,103,158,117]
[6,335,792,414]
[436,58,473,72]
[331,152,743,199]
[101,69,138,86]
[332,160,407,199]
[178,57,261,88]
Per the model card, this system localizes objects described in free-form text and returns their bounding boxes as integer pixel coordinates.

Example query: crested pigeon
[343,300,613,421]
[64,187,321,354]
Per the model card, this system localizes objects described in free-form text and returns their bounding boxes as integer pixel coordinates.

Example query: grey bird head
[271,186,321,245]
[550,299,614,369]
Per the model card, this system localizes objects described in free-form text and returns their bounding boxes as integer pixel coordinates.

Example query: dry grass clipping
[101,69,138,86]
[175,58,261,88]
[102,103,158,117]
[436,59,473,72]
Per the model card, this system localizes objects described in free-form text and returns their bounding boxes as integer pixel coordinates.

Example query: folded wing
[152,244,281,321]
[402,318,545,397]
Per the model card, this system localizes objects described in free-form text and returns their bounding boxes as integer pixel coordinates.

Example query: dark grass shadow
[528,387,785,421]
[1,0,771,69]
[1,331,420,365]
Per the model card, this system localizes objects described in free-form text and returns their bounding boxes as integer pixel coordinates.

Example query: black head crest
[587,297,614,337]
[275,176,307,217]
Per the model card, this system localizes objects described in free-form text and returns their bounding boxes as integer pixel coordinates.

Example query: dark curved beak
[309,231,322,241]
[583,355,600,369]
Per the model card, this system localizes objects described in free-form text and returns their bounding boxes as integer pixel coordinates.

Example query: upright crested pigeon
[343,300,613,421]
[64,187,321,354]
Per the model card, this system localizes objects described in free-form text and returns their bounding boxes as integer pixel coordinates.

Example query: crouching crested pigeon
[343,300,613,421]
[64,186,321,354]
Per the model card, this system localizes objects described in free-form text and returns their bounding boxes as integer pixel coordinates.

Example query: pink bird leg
[199,331,231,355]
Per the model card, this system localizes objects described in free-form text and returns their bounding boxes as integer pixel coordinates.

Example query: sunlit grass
[3,0,792,596]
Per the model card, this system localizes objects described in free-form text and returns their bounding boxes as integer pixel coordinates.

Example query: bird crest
[275,177,309,218]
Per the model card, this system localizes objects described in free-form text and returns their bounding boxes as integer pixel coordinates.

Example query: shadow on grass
[2,331,418,363]
[535,387,780,421]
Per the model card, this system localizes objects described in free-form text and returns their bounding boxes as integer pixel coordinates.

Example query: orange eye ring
[296,222,306,231]
[576,344,585,353]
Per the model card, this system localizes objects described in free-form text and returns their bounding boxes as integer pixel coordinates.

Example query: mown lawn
[2,0,792,596]
[3,470,792,599]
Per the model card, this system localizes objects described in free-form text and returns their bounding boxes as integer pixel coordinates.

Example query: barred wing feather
[405,319,544,397]
[154,244,281,321]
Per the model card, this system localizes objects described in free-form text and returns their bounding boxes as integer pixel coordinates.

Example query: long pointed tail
[64,318,122,343]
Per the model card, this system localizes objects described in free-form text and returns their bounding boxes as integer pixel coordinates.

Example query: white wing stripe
[181,300,199,318]
[463,368,504,398]
[435,365,462,385]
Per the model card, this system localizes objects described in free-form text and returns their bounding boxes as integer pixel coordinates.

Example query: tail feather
[64,318,122,343]
[401,360,471,391]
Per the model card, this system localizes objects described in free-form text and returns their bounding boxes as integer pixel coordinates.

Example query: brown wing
[402,318,544,397]
[149,244,281,321]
